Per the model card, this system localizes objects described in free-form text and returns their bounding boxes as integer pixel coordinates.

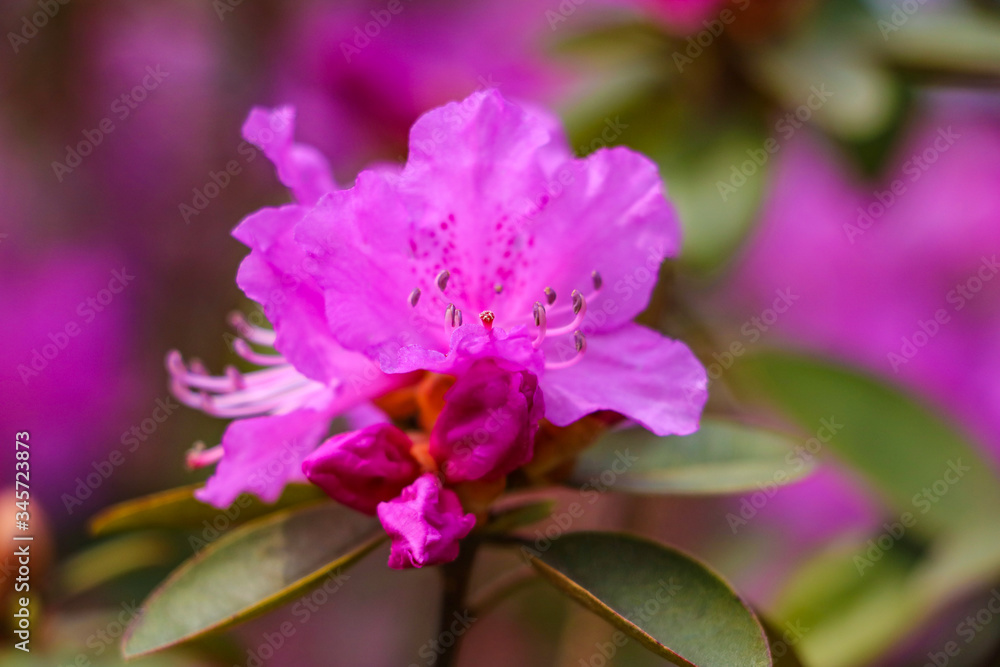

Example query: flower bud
[302,423,419,515]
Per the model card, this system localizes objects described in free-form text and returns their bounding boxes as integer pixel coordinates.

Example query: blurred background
[2,0,1000,665]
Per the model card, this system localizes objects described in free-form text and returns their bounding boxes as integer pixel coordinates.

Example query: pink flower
[377,474,476,569]
[432,360,544,484]
[171,90,707,567]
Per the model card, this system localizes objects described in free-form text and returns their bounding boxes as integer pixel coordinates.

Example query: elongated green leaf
[91,483,324,536]
[526,532,771,667]
[123,502,382,658]
[569,419,814,495]
[734,352,1000,535]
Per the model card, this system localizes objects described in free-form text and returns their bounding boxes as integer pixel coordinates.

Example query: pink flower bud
[302,423,419,515]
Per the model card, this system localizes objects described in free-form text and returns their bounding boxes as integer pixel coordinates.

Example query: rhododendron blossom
[169,89,707,568]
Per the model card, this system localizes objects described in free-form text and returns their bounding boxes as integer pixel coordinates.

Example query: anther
[436,270,451,291]
[494,284,503,294]
[408,288,421,307]
[532,302,546,327]
[571,290,584,315]
[455,309,463,327]
[545,331,587,370]
[445,303,456,328]
[544,286,557,305]
[591,270,603,291]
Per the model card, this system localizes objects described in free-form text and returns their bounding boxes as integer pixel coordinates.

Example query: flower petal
[234,206,351,384]
[195,406,333,508]
[539,323,707,436]
[242,106,336,206]
[376,473,476,569]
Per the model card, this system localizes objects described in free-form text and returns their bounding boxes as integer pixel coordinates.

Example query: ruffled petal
[376,473,476,569]
[195,406,333,508]
[242,106,336,206]
[539,323,707,436]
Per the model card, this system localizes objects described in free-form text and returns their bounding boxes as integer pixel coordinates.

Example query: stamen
[186,441,224,470]
[544,286,557,305]
[479,310,495,331]
[545,331,587,370]
[455,309,464,327]
[233,338,285,366]
[494,284,503,294]
[532,301,548,348]
[408,288,421,307]
[227,312,277,346]
[436,270,451,292]
[225,365,246,390]
[547,290,588,337]
[444,303,457,330]
[591,270,603,291]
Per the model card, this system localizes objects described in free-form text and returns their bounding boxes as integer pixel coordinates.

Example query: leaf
[484,500,556,534]
[569,419,814,495]
[123,502,383,659]
[761,617,807,667]
[59,532,177,597]
[526,532,771,667]
[733,352,1000,536]
[90,483,324,536]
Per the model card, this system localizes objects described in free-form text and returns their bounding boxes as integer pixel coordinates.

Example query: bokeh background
[2,0,1000,665]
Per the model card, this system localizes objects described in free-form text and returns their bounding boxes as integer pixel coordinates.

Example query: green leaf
[484,500,556,534]
[526,532,771,667]
[734,351,1000,536]
[123,502,382,659]
[761,617,807,667]
[569,419,814,495]
[90,483,324,536]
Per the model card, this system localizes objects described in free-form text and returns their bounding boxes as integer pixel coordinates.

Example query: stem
[436,539,479,667]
